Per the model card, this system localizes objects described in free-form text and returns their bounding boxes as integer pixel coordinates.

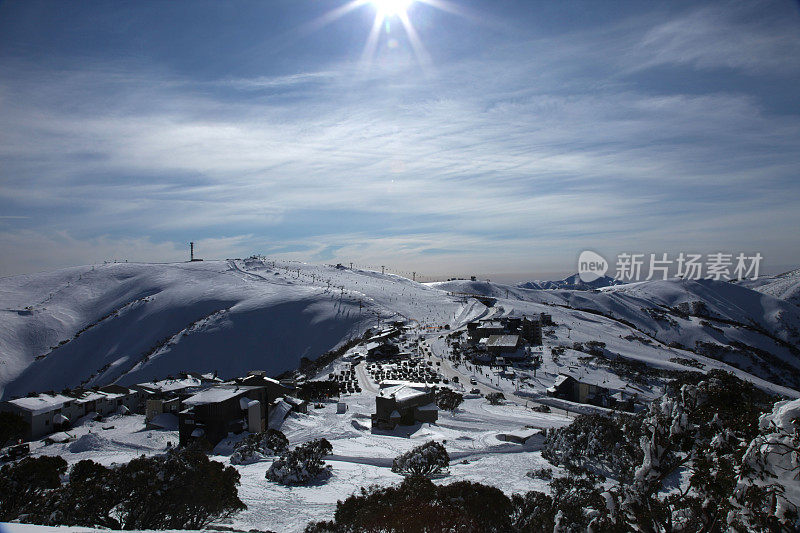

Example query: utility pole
[350,262,353,270]
[190,242,194,261]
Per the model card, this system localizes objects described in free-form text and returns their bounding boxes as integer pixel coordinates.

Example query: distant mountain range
[517,273,625,291]
[738,268,800,308]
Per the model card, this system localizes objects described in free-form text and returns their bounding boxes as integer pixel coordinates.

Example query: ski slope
[0,259,469,399]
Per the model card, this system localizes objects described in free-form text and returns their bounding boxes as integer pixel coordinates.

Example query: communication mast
[189,242,203,262]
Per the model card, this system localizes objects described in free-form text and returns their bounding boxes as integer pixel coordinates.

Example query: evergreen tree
[391,440,449,478]
[435,388,464,413]
[266,438,333,485]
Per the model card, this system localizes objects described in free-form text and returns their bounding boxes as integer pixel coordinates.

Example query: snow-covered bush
[108,447,244,529]
[307,475,513,532]
[0,456,66,522]
[510,491,556,532]
[265,438,332,485]
[543,412,642,482]
[538,370,794,531]
[486,392,505,405]
[613,370,777,531]
[2,448,244,530]
[391,440,449,478]
[733,398,800,531]
[31,459,122,528]
[549,471,614,531]
[525,467,553,480]
[435,388,463,413]
[230,429,288,465]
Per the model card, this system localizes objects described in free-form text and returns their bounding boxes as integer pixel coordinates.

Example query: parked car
[1,443,30,463]
[470,388,481,395]
[469,378,478,385]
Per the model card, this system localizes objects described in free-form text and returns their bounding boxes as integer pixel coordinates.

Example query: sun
[301,0,469,69]
[372,0,414,16]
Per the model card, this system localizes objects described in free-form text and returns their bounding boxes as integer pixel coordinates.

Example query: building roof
[99,384,136,394]
[7,394,74,414]
[553,374,573,388]
[182,387,244,406]
[486,335,520,347]
[381,384,430,403]
[380,380,430,389]
[74,391,110,403]
[137,377,202,393]
[556,371,610,389]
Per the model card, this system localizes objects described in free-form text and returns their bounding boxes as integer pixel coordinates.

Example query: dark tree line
[0,446,245,529]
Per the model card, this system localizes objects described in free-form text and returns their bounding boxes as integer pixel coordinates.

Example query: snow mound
[68,432,112,453]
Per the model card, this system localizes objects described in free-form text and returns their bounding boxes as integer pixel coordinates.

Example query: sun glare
[304,0,468,69]
[372,0,414,16]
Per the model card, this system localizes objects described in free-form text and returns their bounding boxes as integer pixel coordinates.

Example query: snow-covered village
[1,1,800,532]
[1,258,799,532]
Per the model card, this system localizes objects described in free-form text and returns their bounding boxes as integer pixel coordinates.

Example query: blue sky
[0,0,799,280]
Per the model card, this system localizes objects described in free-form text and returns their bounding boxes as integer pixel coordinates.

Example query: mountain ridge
[2,259,800,400]
[517,273,624,291]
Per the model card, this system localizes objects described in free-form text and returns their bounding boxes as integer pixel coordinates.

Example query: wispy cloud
[632,1,800,75]
[0,0,798,278]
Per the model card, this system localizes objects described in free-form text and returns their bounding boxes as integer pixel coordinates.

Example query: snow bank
[67,432,111,453]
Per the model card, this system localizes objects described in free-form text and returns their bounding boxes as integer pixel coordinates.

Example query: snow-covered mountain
[0,259,468,399]
[431,277,800,393]
[738,267,800,308]
[2,259,800,400]
[518,273,624,291]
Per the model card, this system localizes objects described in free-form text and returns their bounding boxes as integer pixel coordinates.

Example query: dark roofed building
[547,373,610,406]
[178,385,268,447]
[485,334,520,356]
[235,371,292,399]
[371,384,438,430]
[366,342,400,361]
[521,317,543,345]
